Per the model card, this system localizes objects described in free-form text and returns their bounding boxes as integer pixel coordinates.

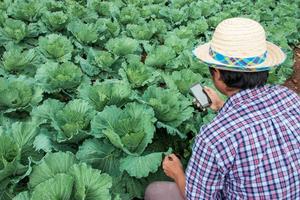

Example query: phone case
[190,83,212,111]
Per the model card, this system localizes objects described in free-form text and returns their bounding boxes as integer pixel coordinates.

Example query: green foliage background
[0,0,299,199]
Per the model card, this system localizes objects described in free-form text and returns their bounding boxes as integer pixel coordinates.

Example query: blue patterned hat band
[209,47,268,67]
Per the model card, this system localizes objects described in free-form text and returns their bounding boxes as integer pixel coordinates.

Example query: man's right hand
[203,86,225,111]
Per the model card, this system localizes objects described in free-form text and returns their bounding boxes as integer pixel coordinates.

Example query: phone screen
[190,84,211,108]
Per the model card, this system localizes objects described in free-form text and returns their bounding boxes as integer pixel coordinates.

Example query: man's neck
[226,88,240,97]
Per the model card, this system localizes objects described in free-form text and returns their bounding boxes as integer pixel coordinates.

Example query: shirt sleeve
[185,135,225,199]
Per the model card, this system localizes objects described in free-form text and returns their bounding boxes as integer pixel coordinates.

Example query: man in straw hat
[145,17,300,199]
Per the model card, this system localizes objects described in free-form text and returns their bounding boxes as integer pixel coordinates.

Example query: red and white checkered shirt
[185,85,300,199]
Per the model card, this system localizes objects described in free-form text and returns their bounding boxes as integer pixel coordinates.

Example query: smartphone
[190,83,211,111]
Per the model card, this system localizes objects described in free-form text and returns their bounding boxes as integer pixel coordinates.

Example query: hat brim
[193,41,286,72]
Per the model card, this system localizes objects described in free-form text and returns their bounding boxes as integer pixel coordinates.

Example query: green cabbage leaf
[0,18,27,43]
[78,79,132,111]
[76,138,120,175]
[35,62,83,93]
[70,163,112,200]
[119,6,140,25]
[142,86,193,137]
[0,135,20,181]
[0,76,43,112]
[87,0,120,18]
[119,55,159,88]
[119,152,164,178]
[12,191,30,200]
[145,45,176,69]
[29,152,112,200]
[75,48,117,76]
[105,37,140,56]
[1,43,38,74]
[7,0,44,22]
[32,99,95,143]
[29,151,77,188]
[91,102,156,155]
[38,34,73,62]
[31,173,74,200]
[163,69,202,94]
[67,19,105,45]
[42,11,69,31]
[126,22,156,40]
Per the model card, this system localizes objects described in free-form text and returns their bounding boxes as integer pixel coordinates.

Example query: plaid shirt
[185,85,300,199]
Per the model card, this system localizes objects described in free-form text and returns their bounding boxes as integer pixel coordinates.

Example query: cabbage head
[7,0,43,22]
[0,135,19,172]
[119,55,159,88]
[91,102,156,155]
[35,62,83,93]
[29,152,112,200]
[78,79,132,111]
[32,99,95,143]
[0,76,43,112]
[67,20,102,44]
[38,34,73,62]
[126,23,156,40]
[142,86,193,131]
[42,11,69,31]
[2,44,37,73]
[0,18,27,43]
[105,37,140,56]
[145,45,176,68]
[163,69,202,94]
[75,48,117,76]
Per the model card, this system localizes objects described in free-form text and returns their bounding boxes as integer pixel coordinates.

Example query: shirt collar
[219,85,271,113]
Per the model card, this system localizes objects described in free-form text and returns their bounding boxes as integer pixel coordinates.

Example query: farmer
[145,17,300,199]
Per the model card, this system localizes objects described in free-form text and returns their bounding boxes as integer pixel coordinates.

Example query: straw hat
[193,17,286,72]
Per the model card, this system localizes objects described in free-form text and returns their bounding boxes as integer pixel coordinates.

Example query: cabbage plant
[32,99,95,143]
[42,11,69,31]
[75,48,117,76]
[35,62,83,93]
[67,20,103,44]
[38,34,73,62]
[0,76,43,112]
[7,0,43,22]
[0,18,27,42]
[145,45,176,68]
[142,86,194,137]
[29,152,112,200]
[78,79,132,111]
[91,102,156,155]
[1,44,37,73]
[119,55,159,88]
[163,69,202,95]
[126,22,156,40]
[105,37,140,56]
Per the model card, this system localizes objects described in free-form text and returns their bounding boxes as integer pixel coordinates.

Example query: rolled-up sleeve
[185,135,224,199]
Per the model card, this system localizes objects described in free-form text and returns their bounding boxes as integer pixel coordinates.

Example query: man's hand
[203,86,225,111]
[163,154,186,198]
[162,154,184,181]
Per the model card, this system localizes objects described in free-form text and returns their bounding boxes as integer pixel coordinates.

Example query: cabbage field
[0,0,299,199]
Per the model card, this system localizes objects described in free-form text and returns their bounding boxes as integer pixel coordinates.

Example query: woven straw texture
[193,17,286,72]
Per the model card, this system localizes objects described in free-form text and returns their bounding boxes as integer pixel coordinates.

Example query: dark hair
[209,67,269,90]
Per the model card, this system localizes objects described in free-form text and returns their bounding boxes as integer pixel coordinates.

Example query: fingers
[192,98,201,108]
[163,155,171,163]
[203,86,213,94]
[163,154,181,166]
[168,154,178,160]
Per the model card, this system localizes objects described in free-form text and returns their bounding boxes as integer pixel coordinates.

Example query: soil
[284,48,300,94]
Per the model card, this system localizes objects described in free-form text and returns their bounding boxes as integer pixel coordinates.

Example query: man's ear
[214,69,222,80]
